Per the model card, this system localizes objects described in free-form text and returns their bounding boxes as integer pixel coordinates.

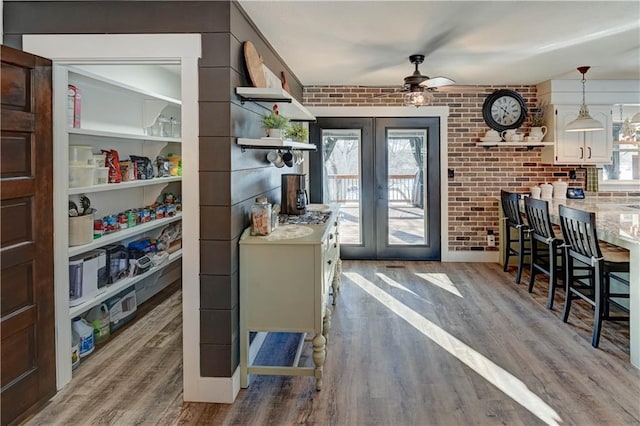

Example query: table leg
[323,306,331,345]
[630,245,639,368]
[312,333,326,391]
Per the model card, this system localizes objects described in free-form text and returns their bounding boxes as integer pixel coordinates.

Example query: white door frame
[21,34,236,403]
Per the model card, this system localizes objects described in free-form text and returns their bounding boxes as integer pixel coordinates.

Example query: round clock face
[482,89,528,131]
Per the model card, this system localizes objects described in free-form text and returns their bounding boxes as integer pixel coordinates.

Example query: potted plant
[529,100,548,141]
[284,122,309,142]
[261,104,289,138]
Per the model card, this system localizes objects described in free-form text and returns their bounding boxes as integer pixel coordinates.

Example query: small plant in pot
[261,104,289,138]
[284,123,309,142]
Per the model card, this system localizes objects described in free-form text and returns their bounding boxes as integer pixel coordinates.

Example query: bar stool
[524,197,564,309]
[558,205,630,348]
[500,190,530,284]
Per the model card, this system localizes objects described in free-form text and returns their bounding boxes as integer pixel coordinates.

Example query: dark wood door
[1,45,55,426]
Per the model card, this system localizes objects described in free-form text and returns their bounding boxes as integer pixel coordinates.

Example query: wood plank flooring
[21,262,639,426]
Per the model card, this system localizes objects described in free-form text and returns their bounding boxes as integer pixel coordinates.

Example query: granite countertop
[541,196,640,249]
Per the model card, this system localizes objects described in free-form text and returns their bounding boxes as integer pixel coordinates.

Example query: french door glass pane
[322,129,361,244]
[386,129,426,245]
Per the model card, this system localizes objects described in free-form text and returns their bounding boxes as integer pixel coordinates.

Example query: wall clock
[482,89,528,131]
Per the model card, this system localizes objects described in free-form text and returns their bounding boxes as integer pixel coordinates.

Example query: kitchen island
[518,196,640,368]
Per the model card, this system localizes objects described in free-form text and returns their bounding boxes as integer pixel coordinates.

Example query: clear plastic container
[69,145,93,166]
[69,165,94,188]
[250,197,272,236]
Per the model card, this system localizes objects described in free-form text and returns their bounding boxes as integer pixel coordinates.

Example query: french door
[309,116,440,260]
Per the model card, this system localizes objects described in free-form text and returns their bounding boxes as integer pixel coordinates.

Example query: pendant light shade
[631,111,640,126]
[565,66,604,132]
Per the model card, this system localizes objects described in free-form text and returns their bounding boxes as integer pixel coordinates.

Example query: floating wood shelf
[235,87,315,121]
[476,141,554,151]
[237,138,317,151]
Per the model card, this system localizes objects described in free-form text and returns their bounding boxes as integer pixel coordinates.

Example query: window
[601,104,640,191]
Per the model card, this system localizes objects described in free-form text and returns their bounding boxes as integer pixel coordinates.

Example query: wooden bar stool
[524,197,564,309]
[500,190,530,284]
[558,205,630,348]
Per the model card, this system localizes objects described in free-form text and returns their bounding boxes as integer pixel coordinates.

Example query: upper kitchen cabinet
[540,104,613,165]
[537,79,640,166]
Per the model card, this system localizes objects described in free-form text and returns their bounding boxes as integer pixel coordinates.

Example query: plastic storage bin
[93,167,109,185]
[69,165,94,188]
[69,145,93,165]
[69,213,94,246]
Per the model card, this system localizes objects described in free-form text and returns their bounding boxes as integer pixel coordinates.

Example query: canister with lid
[540,182,553,199]
[250,197,272,236]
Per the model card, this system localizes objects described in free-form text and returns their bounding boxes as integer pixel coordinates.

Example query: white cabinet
[541,105,613,165]
[54,64,183,379]
[239,206,341,391]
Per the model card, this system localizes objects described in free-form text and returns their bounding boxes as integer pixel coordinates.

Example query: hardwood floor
[22,262,639,425]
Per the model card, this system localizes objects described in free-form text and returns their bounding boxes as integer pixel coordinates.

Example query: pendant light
[631,111,640,126]
[565,66,604,132]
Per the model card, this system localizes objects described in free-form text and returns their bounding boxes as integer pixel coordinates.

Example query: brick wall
[303,85,593,252]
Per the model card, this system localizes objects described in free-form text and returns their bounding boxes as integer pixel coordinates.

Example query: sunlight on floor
[376,272,419,297]
[345,272,563,426]
[414,272,463,298]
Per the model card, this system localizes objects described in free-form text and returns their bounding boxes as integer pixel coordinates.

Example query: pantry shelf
[69,65,181,106]
[68,249,182,318]
[68,176,182,195]
[68,127,181,143]
[68,213,182,258]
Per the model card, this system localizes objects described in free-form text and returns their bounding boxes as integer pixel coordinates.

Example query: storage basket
[69,165,94,188]
[69,214,93,246]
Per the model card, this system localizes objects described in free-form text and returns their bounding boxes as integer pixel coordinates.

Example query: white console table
[239,205,341,390]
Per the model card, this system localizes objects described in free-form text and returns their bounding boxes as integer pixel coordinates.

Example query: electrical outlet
[487,230,495,247]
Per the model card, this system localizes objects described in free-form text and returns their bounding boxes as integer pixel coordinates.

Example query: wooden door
[1,45,55,426]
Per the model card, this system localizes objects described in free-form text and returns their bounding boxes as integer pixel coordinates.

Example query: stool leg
[503,223,511,272]
[515,228,525,284]
[562,254,573,323]
[592,267,603,348]
[547,244,557,310]
[528,238,537,293]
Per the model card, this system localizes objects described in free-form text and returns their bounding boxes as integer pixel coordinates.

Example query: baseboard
[442,250,499,263]
[183,368,240,403]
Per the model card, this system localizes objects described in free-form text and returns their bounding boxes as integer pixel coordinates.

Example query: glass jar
[250,197,272,236]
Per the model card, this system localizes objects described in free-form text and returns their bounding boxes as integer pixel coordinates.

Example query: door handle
[587,147,592,159]
[579,147,584,159]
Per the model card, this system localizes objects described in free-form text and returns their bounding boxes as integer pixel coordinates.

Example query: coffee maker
[281,173,308,215]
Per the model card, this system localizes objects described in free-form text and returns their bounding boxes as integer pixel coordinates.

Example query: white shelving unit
[68,176,182,196]
[69,250,182,318]
[56,64,183,380]
[68,214,182,257]
[235,87,315,121]
[237,138,317,151]
[476,141,554,150]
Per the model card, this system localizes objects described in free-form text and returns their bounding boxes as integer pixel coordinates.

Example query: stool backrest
[524,197,556,240]
[558,205,602,264]
[500,190,524,227]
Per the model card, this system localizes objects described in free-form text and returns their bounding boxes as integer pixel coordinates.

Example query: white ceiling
[238,1,640,88]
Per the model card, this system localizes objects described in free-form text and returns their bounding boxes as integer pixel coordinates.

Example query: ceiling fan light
[565,65,604,132]
[403,90,432,107]
[631,111,640,125]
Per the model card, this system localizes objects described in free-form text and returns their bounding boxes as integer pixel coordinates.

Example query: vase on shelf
[266,128,284,139]
[529,126,547,142]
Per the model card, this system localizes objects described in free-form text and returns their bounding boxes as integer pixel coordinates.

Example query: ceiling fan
[371,54,457,106]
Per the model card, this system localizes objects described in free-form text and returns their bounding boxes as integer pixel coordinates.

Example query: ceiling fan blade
[420,76,456,88]
[364,87,406,99]
[435,85,482,93]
